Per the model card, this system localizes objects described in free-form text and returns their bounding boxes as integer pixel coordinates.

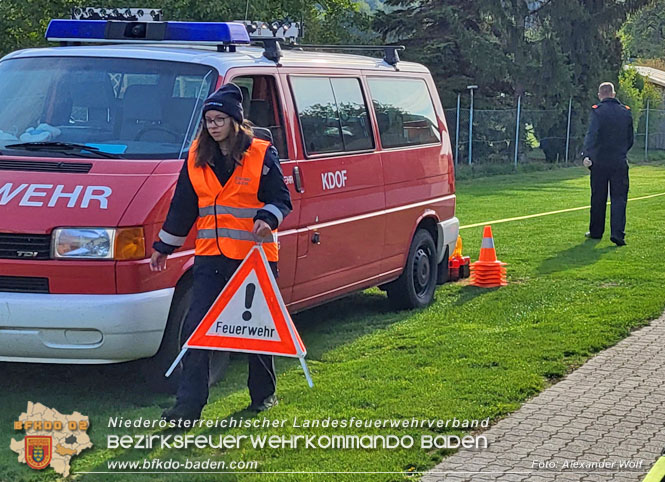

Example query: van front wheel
[141,276,229,393]
[387,229,437,310]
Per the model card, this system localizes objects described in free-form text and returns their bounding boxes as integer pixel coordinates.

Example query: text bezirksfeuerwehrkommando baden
[107,416,490,450]
[107,433,488,450]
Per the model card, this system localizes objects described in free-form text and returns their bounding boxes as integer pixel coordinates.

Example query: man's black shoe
[585,232,602,239]
[161,403,202,423]
[610,237,626,246]
[247,394,278,413]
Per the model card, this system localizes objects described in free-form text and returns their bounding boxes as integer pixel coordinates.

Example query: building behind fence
[444,95,664,168]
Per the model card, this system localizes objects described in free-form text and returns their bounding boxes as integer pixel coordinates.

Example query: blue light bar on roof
[45,19,251,44]
[165,22,250,43]
[46,20,107,40]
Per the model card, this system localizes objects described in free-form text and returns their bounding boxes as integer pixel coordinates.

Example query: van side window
[232,75,288,159]
[367,78,441,149]
[290,77,373,156]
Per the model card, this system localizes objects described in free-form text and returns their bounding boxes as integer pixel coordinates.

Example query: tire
[387,229,438,310]
[141,275,229,393]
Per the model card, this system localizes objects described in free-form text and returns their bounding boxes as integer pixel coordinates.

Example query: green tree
[374,0,652,162]
[617,66,662,133]
[0,0,372,57]
[621,1,665,61]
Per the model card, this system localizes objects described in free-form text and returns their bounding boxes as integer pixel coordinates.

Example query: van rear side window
[368,78,441,149]
[290,76,373,156]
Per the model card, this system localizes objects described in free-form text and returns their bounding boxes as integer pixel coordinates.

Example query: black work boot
[161,402,202,423]
[247,394,278,413]
[610,236,626,246]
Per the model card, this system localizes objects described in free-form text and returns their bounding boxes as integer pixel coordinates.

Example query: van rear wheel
[387,229,438,310]
[141,276,228,393]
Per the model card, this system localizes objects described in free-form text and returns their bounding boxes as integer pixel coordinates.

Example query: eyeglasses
[205,115,230,128]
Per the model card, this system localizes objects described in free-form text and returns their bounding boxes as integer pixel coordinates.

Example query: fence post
[467,85,477,165]
[565,97,572,163]
[645,100,650,161]
[455,93,460,167]
[514,95,521,169]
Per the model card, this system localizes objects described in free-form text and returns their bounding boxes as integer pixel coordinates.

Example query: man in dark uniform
[582,82,634,246]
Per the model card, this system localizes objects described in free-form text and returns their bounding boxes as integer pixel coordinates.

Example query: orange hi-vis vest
[187,137,278,261]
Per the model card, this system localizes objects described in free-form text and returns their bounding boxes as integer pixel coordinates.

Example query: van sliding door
[286,74,385,310]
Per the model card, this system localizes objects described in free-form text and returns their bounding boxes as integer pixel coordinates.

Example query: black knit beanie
[202,83,244,123]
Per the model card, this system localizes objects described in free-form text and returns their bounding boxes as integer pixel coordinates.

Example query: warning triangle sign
[184,245,306,358]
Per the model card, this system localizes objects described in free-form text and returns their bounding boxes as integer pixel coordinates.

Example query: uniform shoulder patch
[625,105,631,110]
[592,105,598,109]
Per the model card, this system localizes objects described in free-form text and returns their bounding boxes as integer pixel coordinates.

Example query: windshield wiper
[5,142,123,159]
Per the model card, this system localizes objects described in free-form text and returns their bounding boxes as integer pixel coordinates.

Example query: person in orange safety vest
[150,83,292,422]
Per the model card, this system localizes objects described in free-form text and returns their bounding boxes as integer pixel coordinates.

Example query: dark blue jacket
[583,97,634,167]
[153,143,292,255]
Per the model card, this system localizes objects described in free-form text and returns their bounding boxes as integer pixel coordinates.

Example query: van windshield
[0,56,216,159]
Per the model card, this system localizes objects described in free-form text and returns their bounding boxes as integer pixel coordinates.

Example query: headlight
[52,227,145,260]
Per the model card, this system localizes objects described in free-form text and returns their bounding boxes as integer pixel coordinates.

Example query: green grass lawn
[3,163,665,482]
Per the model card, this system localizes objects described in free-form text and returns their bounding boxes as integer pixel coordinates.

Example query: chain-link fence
[443,97,663,170]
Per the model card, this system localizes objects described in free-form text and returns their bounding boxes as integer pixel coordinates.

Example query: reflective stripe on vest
[198,205,259,218]
[187,137,279,261]
[197,227,277,244]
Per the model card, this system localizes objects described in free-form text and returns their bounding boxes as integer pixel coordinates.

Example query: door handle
[311,232,320,244]
[293,165,304,193]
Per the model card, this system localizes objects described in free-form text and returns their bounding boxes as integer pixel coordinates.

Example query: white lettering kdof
[321,170,347,190]
[0,183,112,209]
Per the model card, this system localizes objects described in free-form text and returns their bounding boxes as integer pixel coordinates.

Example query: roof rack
[286,44,405,66]
[44,12,405,67]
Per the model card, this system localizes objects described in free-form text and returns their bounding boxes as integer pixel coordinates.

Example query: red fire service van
[0,11,459,385]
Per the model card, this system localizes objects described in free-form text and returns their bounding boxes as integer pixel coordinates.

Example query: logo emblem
[16,251,39,258]
[25,436,52,470]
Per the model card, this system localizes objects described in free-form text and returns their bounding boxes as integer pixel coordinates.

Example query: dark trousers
[176,255,277,411]
[589,163,629,240]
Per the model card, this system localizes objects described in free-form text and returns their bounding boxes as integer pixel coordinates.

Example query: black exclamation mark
[242,283,256,321]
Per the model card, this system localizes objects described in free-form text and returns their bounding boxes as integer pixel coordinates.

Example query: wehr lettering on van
[0,183,112,209]
[321,170,347,191]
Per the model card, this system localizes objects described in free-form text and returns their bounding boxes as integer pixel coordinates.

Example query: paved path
[422,313,665,482]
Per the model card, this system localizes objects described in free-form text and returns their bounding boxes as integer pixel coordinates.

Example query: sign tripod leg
[165,347,188,377]
[299,356,314,388]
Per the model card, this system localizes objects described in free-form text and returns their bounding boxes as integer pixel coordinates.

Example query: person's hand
[150,250,168,272]
[253,219,272,241]
[583,157,593,168]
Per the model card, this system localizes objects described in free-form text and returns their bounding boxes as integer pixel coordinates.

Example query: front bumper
[0,288,174,363]
[436,217,460,264]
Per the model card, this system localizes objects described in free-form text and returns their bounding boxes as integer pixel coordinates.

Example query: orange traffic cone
[470,225,507,287]
[448,236,471,281]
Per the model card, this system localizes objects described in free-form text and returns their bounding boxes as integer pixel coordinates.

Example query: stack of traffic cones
[448,236,471,281]
[470,225,507,288]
